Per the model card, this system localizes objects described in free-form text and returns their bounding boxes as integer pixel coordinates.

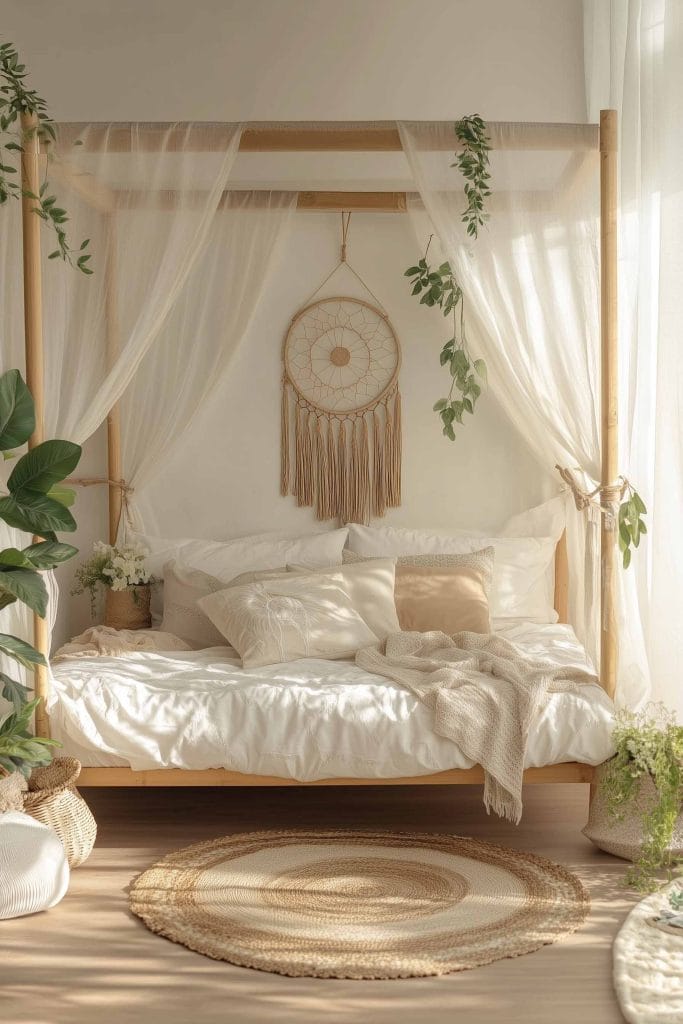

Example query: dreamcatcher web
[285,298,399,414]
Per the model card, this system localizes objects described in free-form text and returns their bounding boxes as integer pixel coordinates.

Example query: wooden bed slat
[78,763,595,787]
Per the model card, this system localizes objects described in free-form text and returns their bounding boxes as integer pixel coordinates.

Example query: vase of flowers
[72,541,154,630]
[584,704,683,891]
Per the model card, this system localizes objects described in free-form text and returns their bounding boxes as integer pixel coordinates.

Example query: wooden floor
[3,784,635,1024]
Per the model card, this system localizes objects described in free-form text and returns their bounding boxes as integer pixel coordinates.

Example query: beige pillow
[198,573,378,668]
[342,545,494,591]
[394,563,491,634]
[160,561,235,649]
[287,559,400,640]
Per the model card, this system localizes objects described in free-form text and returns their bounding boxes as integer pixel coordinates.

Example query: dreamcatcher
[281,213,402,524]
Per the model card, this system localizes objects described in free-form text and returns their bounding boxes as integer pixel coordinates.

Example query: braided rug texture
[129,829,589,980]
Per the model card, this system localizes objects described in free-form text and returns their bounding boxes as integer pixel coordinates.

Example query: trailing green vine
[618,483,647,569]
[405,114,491,441]
[600,705,683,892]
[0,38,92,272]
[452,114,491,239]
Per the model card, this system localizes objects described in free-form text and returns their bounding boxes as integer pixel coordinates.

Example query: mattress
[48,621,615,779]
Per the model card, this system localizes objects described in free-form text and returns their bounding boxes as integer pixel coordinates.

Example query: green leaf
[46,484,76,508]
[0,672,31,712]
[473,358,487,381]
[0,567,47,616]
[623,546,632,569]
[0,369,35,450]
[404,266,420,277]
[0,490,77,536]
[0,633,46,670]
[433,399,447,412]
[442,424,456,441]
[7,439,81,494]
[633,491,647,515]
[22,540,78,569]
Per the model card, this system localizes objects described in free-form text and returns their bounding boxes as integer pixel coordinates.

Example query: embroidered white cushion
[129,528,349,582]
[287,559,400,640]
[346,523,557,622]
[198,573,378,668]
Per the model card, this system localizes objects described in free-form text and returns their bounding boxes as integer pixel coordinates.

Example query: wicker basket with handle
[23,757,97,868]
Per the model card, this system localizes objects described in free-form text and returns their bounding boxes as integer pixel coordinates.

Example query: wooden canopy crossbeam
[54,120,600,153]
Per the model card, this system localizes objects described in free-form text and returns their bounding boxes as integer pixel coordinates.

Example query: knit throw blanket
[356,630,598,823]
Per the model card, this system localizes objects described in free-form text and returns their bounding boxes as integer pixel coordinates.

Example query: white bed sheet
[48,621,615,778]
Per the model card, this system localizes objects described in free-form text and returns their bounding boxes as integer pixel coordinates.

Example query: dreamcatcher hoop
[280,221,402,524]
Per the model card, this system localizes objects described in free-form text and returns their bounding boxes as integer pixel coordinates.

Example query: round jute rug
[129,829,589,980]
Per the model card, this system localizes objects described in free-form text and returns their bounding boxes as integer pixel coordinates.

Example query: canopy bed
[16,111,621,791]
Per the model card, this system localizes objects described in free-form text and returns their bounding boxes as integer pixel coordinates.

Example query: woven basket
[105,584,151,630]
[0,768,27,812]
[584,763,683,862]
[24,757,97,868]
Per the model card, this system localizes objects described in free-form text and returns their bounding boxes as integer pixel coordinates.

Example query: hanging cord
[297,211,390,316]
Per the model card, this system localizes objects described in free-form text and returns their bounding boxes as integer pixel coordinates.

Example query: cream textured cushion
[394,563,491,634]
[160,561,233,649]
[346,523,556,622]
[198,574,378,668]
[287,559,400,640]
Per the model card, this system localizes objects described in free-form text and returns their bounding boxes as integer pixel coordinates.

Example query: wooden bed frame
[19,113,619,788]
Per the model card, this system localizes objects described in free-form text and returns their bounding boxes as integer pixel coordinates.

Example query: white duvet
[48,621,615,779]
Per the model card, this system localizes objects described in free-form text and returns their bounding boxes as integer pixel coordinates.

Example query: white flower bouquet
[72,541,154,617]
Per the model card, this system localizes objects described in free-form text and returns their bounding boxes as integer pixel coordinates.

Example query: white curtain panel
[399,120,648,708]
[120,190,298,532]
[585,0,683,719]
[0,123,242,665]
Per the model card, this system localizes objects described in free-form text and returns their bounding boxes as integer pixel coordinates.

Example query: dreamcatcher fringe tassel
[281,383,401,524]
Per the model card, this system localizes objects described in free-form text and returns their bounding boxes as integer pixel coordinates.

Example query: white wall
[3,1,587,643]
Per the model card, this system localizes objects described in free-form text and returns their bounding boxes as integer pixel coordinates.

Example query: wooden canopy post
[105,214,123,544]
[20,111,50,737]
[599,109,618,700]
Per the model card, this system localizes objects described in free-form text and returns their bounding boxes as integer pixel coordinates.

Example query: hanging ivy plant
[0,38,92,272]
[405,114,491,441]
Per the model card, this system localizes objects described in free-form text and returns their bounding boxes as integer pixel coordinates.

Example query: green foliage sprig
[452,114,492,239]
[0,38,92,272]
[405,238,487,441]
[618,484,647,569]
[601,704,683,892]
[405,115,490,441]
[0,369,82,776]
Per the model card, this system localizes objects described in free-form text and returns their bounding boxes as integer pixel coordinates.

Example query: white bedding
[48,621,615,779]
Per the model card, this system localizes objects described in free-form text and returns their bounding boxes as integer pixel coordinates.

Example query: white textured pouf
[614,882,683,1023]
[0,811,70,919]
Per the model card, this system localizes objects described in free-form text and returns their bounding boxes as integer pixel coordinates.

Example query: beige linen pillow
[394,563,491,634]
[286,559,400,640]
[197,573,378,668]
[160,561,235,649]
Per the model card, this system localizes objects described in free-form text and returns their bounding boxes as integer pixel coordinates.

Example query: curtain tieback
[555,465,626,530]
[66,476,135,517]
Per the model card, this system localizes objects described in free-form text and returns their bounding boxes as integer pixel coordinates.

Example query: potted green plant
[0,369,82,781]
[584,704,683,891]
[71,541,154,629]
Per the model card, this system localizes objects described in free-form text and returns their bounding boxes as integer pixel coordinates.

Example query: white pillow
[346,523,557,623]
[128,528,349,582]
[198,573,378,668]
[287,559,400,640]
[160,561,235,650]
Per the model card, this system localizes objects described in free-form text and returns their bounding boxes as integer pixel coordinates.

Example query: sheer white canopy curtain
[399,121,648,708]
[120,190,297,534]
[585,0,683,719]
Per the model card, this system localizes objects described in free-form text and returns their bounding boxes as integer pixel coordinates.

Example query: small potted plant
[72,541,154,630]
[584,704,683,891]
